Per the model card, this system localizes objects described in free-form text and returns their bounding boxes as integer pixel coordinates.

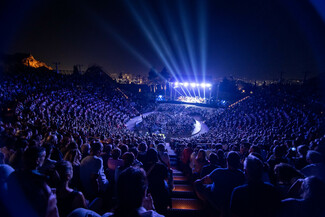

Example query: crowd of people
[0,69,324,217]
[171,86,325,217]
[136,111,195,137]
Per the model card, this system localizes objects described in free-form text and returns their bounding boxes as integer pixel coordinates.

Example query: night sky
[1,0,325,80]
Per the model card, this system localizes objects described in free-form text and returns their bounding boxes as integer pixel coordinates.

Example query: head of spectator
[55,160,73,187]
[121,152,135,168]
[90,142,103,157]
[274,163,304,185]
[103,144,112,155]
[46,134,58,145]
[244,155,264,183]
[80,143,90,158]
[196,149,207,162]
[138,143,147,152]
[273,145,285,159]
[249,144,261,155]
[129,147,139,158]
[306,150,323,164]
[146,148,158,163]
[208,152,218,165]
[111,148,121,160]
[67,142,78,151]
[23,146,46,170]
[157,143,166,153]
[114,167,148,217]
[119,144,128,156]
[64,149,82,166]
[240,143,250,155]
[226,151,241,170]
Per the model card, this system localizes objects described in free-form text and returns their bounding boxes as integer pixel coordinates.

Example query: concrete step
[174,175,187,181]
[172,169,183,176]
[172,184,196,198]
[173,184,193,192]
[171,198,203,210]
[166,208,205,217]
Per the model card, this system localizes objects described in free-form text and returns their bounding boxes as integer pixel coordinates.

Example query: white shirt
[80,155,108,196]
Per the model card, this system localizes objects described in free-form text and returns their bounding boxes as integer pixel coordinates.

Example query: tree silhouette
[160,67,171,81]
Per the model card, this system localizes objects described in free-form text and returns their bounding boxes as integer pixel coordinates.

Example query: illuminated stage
[177,96,205,104]
[169,81,213,104]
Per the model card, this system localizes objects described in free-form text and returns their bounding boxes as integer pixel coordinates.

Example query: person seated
[201,152,220,178]
[129,147,143,167]
[157,144,170,169]
[194,151,245,217]
[280,176,325,217]
[103,167,164,217]
[80,142,108,200]
[274,163,304,198]
[55,160,87,217]
[0,151,15,217]
[7,146,59,217]
[114,152,135,184]
[192,149,209,180]
[294,145,309,170]
[64,149,82,190]
[230,155,281,217]
[144,148,170,214]
[107,148,124,171]
[137,143,148,164]
[301,150,325,182]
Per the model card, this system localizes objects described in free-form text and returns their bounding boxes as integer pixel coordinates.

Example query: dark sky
[1,0,325,80]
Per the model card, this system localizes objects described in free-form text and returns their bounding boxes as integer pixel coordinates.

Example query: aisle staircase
[166,145,205,217]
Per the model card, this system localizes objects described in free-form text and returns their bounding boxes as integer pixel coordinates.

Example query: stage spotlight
[190,83,196,88]
[196,83,200,87]
[184,82,189,87]
[206,83,212,87]
[175,82,179,86]
[200,83,206,88]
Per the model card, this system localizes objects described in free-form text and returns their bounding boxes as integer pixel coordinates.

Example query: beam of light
[178,1,199,86]
[179,85,190,98]
[137,1,184,80]
[125,0,180,81]
[174,88,184,98]
[161,1,193,84]
[85,8,152,69]
[198,0,208,85]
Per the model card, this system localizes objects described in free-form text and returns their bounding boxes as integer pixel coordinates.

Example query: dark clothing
[294,157,308,170]
[7,170,50,217]
[70,165,82,190]
[195,168,245,217]
[137,152,147,164]
[209,168,245,199]
[144,162,170,214]
[57,190,81,217]
[280,198,325,217]
[201,164,220,178]
[230,182,281,217]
